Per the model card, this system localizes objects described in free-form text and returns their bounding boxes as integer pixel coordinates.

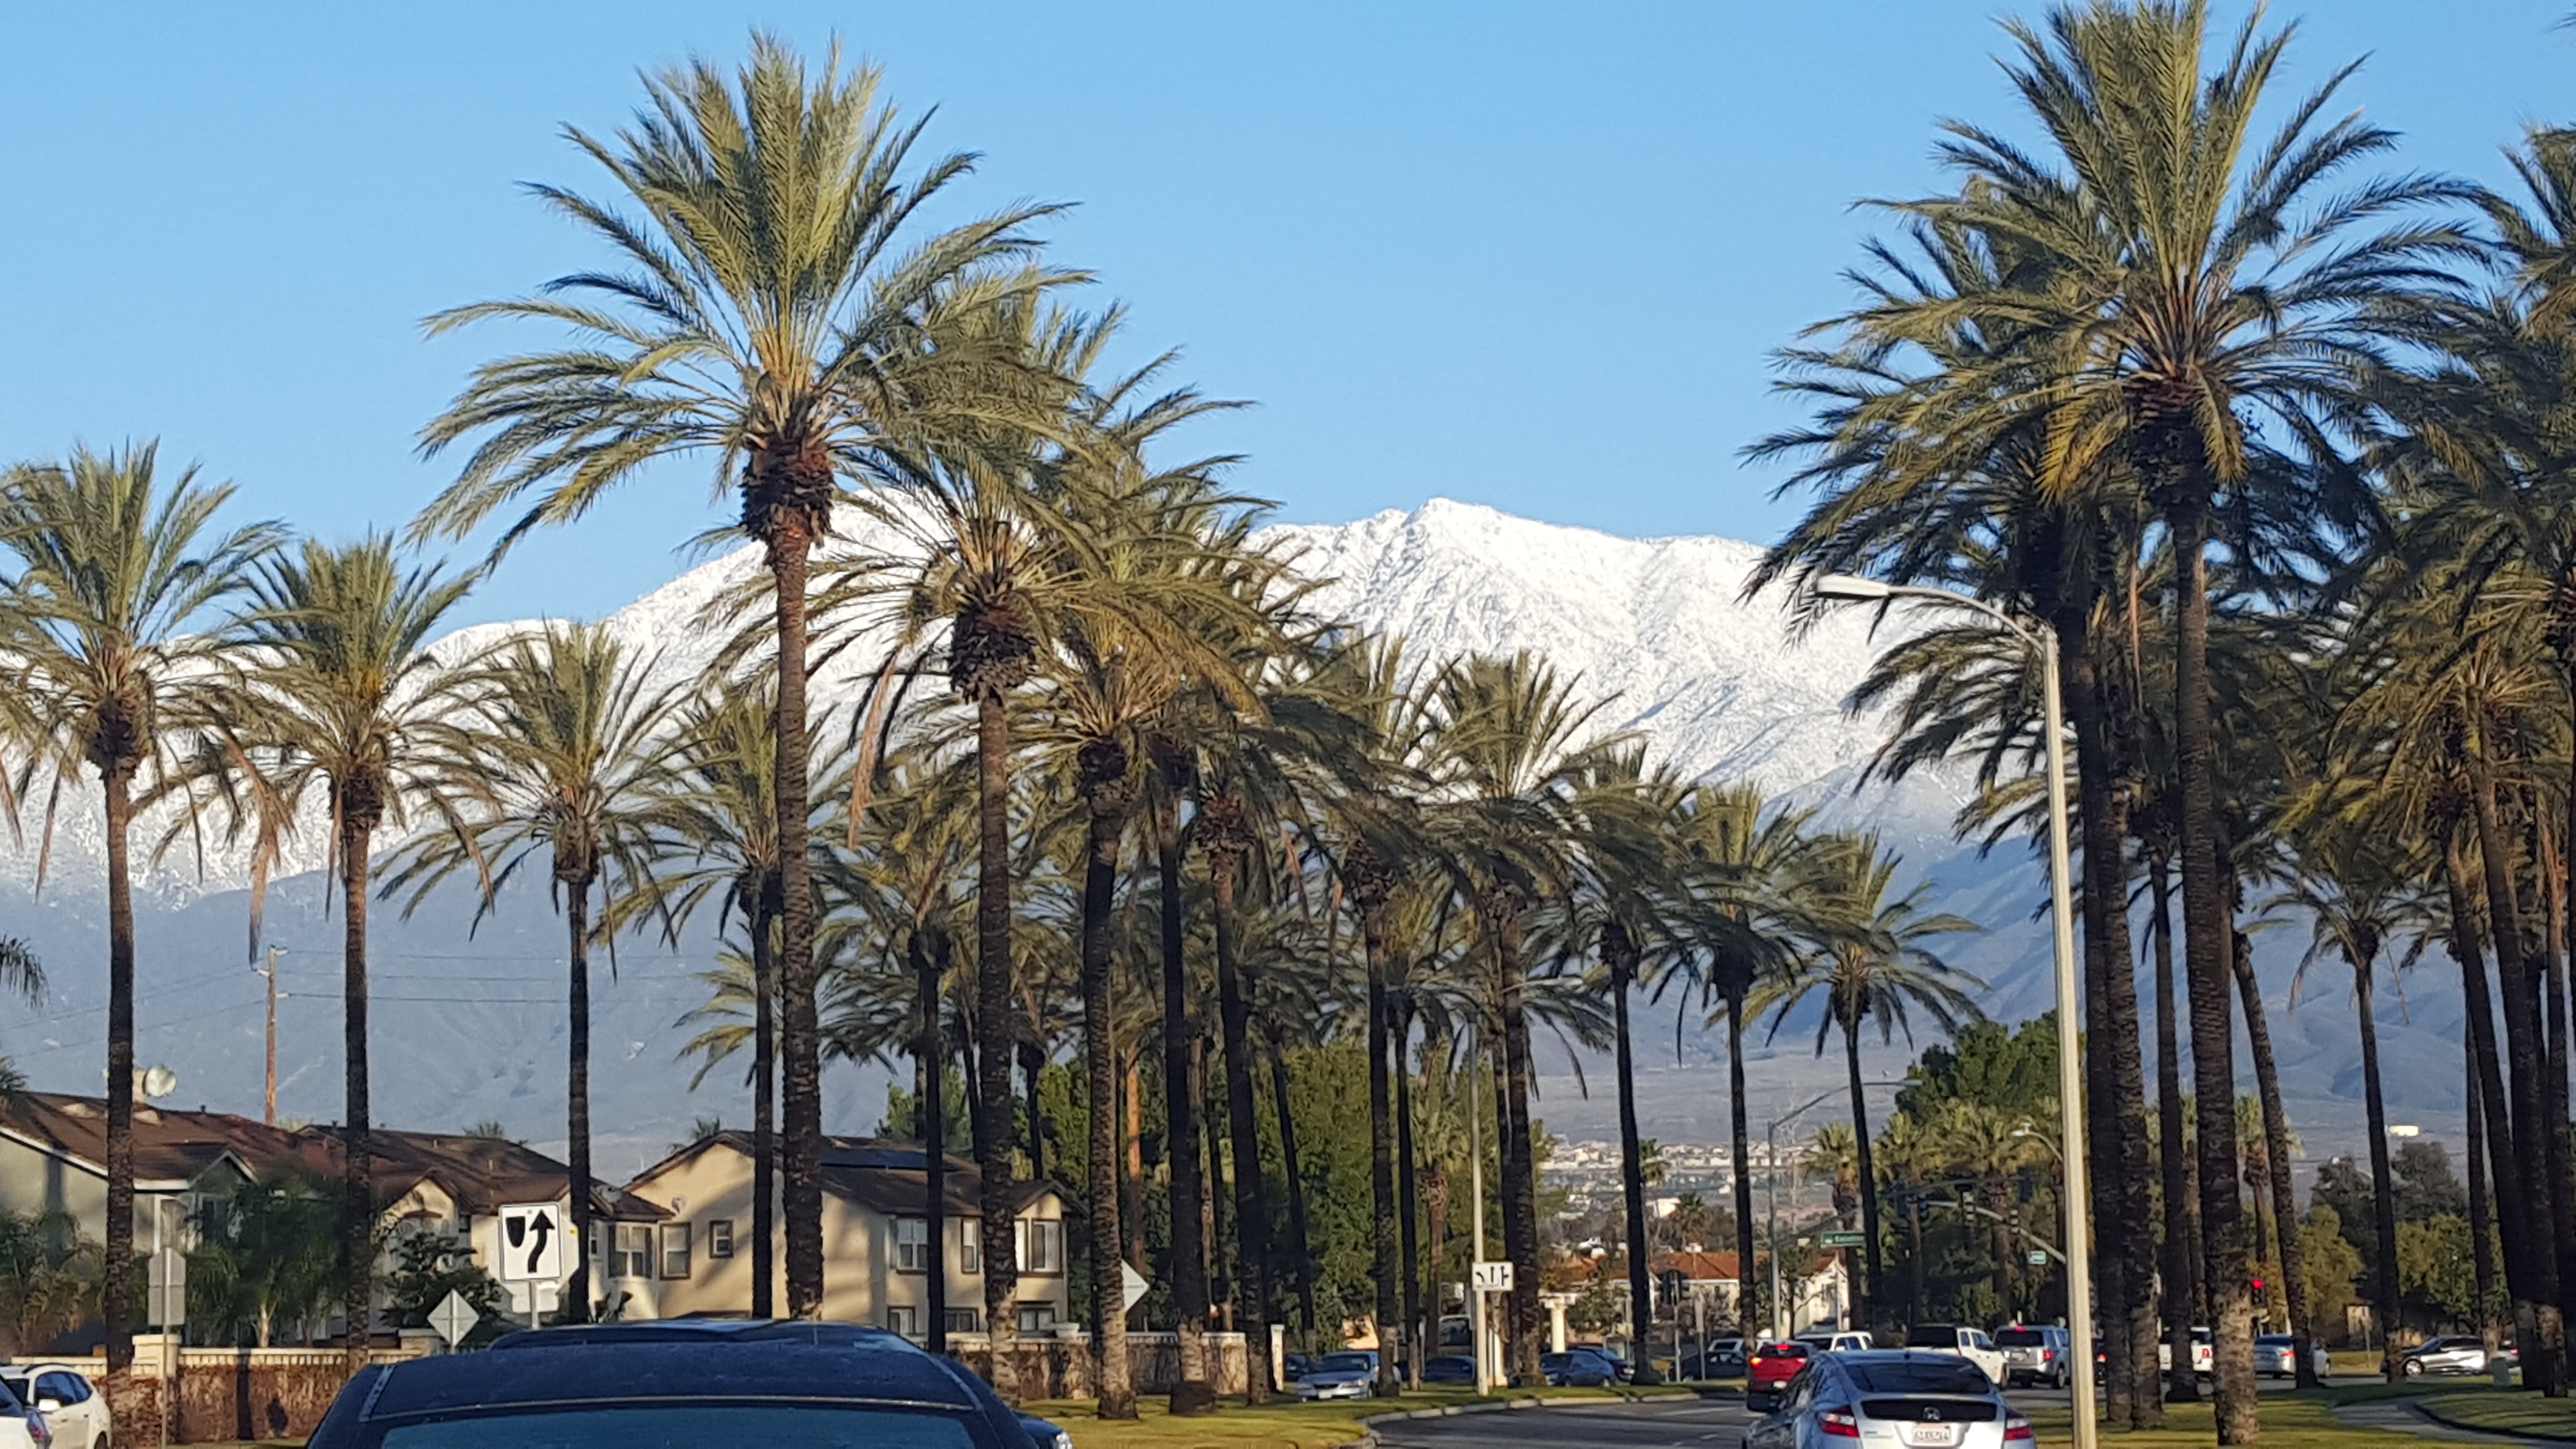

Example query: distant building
[622,1132,1072,1336]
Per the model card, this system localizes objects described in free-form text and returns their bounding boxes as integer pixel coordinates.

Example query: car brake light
[1818,1406,1860,1438]
[23,1415,47,1446]
[2005,1417,2035,1442]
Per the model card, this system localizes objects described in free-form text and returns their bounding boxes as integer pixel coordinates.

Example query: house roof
[628,1132,1058,1218]
[1649,1248,1839,1280]
[0,1093,272,1188]
[0,1094,663,1220]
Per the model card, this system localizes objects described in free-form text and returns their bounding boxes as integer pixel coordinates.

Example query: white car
[1902,1324,2007,1385]
[0,1368,92,1449]
[0,1378,51,1449]
[1794,1331,1874,1356]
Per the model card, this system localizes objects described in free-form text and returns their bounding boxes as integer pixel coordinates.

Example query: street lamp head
[1812,574,1894,602]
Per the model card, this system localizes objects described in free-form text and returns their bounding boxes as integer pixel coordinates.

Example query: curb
[2410,1395,2576,1443]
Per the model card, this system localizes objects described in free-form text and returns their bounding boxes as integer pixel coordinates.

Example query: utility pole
[256,945,285,1124]
[1468,1042,1490,1393]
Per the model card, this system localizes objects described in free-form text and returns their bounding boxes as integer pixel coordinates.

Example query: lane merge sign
[499,1202,566,1282]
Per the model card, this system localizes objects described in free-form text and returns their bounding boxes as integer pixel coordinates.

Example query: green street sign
[1819,1231,1866,1248]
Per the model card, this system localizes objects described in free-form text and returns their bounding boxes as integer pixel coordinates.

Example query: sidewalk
[2334,1398,2560,1445]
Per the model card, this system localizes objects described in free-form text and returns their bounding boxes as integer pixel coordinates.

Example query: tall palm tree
[413,36,1065,1317]
[1753,830,1981,1328]
[222,535,475,1366]
[0,442,277,1409]
[1880,4,2475,1426]
[383,622,684,1321]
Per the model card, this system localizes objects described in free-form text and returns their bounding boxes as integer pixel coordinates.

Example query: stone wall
[55,1347,420,1448]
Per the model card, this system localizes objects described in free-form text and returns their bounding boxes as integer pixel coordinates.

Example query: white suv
[1902,1324,2007,1385]
[0,1367,103,1449]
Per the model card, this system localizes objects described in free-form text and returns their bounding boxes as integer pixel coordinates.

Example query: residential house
[1647,1248,1852,1335]
[355,1128,669,1322]
[623,1133,1070,1336]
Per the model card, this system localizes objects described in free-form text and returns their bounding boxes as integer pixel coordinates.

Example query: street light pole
[1814,575,2096,1449]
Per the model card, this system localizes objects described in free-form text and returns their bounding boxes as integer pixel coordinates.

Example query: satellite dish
[140,1066,177,1101]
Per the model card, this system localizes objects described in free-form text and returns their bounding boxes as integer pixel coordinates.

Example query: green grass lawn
[1025,1385,1694,1449]
[2397,1380,2576,1439]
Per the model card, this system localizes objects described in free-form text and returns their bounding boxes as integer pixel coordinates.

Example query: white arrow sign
[1471,1260,1514,1293]
[498,1203,565,1282]
[1121,1262,1151,1313]
[428,1289,480,1348]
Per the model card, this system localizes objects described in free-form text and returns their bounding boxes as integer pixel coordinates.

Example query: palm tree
[383,622,684,1322]
[1805,1123,1861,1229]
[0,442,278,1405]
[1878,4,2475,1426]
[1753,830,1981,1329]
[223,534,475,1366]
[413,36,1065,1318]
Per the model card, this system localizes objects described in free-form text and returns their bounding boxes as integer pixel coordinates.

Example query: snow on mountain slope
[0,500,2461,1167]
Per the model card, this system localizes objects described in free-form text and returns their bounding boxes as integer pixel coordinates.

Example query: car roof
[353,1321,992,1423]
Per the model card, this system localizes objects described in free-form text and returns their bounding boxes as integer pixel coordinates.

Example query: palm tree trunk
[1022,1043,1046,1185]
[1126,1057,1146,1290]
[100,765,138,1416]
[2229,929,2314,1387]
[1392,1001,1425,1386]
[1612,946,1657,1376]
[2167,497,2256,1441]
[1155,782,1213,1415]
[752,908,776,1320]
[1208,842,1271,1402]
[1729,994,1757,1342]
[2058,610,2156,1427]
[1837,1016,1881,1329]
[2472,766,2567,1392]
[1906,1180,1925,1328]
[1202,1061,1230,1325]
[1270,1042,1318,1341]
[2470,1065,2499,1351]
[1496,912,1543,1386]
[772,538,825,1323]
[2446,827,2541,1381]
[916,933,947,1356]
[2532,813,2576,1360]
[2354,946,2400,1381]
[565,877,594,1324]
[1366,949,1401,1395]
[1077,771,1136,1417]
[974,689,1021,1400]
[2149,856,2198,1404]
[341,815,375,1369]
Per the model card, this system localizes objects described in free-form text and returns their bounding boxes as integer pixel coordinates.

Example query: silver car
[1743,1351,2031,1449]
[2402,1336,2495,1377]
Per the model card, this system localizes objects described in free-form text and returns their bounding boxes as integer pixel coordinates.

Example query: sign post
[498,1202,568,1328]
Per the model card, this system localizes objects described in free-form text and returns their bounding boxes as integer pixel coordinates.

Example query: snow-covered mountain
[0,500,2466,1174]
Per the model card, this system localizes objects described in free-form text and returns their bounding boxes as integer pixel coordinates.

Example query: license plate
[1906,1426,1960,1448]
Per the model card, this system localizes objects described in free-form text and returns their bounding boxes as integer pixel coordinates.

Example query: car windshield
[1904,1327,1961,1349]
[1320,1354,1374,1372]
[1848,1361,1995,1395]
[376,1406,981,1449]
[1761,1343,1807,1359]
[1994,1330,2045,1348]
[2255,1336,2291,1346]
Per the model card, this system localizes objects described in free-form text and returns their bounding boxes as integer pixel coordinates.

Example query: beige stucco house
[623,1133,1071,1336]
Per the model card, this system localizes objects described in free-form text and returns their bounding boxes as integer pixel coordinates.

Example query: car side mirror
[35,1400,61,1414]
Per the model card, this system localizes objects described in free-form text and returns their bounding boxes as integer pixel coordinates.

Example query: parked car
[0,1368,101,1449]
[313,1319,1034,1449]
[1902,1324,2008,1385]
[1744,1341,1813,1411]
[2252,1335,2298,1380]
[2403,1336,2496,1377]
[1995,1325,2073,1390]
[1795,1331,1875,1356]
[1297,1351,1379,1401]
[2155,1327,2215,1377]
[0,1379,49,1449]
[1017,1414,1073,1449]
[1742,1350,2033,1449]
[1540,1350,1620,1387]
[1282,1353,1312,1384]
[1423,1355,1477,1385]
[1593,1349,1639,1383]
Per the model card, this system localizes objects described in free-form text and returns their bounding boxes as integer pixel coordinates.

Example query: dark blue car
[311,1320,1050,1449]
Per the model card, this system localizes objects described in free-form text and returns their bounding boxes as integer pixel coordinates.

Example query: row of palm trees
[1749,0,2576,1439]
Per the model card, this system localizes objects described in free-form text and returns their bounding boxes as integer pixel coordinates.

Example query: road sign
[1819,1231,1866,1248]
[1121,1262,1151,1312]
[428,1289,480,1348]
[498,1202,565,1282]
[1472,1260,1515,1293]
[146,1247,185,1327]
[2027,1250,2051,1265]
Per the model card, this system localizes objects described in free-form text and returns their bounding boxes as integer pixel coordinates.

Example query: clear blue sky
[2,2,2568,626]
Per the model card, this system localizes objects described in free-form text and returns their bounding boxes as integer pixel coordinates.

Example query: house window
[707,1219,734,1259]
[945,1308,981,1335]
[960,1219,981,1274]
[613,1224,652,1279]
[659,1222,692,1280]
[886,1305,920,1339]
[893,1217,930,1272]
[1015,1219,1062,1273]
[1017,1303,1057,1334]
